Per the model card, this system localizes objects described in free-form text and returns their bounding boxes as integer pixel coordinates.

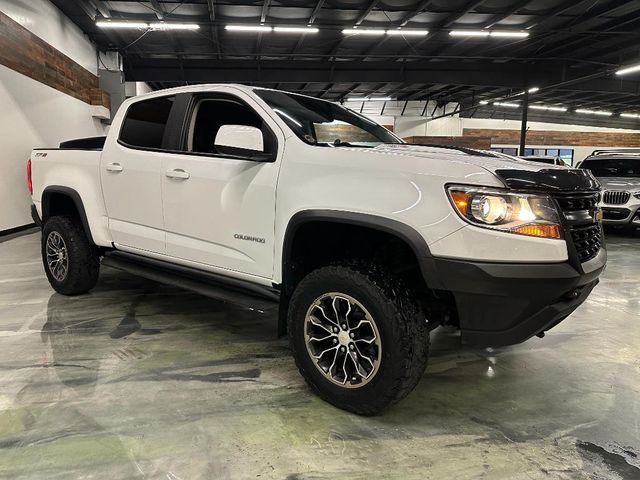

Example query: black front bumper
[432,248,606,347]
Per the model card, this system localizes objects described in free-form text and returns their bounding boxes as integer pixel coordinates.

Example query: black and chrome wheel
[45,231,69,282]
[41,216,100,295]
[304,293,382,388]
[288,262,430,415]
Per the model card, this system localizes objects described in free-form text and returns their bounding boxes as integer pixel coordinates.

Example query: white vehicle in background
[520,155,569,167]
[28,85,606,414]
[578,150,640,227]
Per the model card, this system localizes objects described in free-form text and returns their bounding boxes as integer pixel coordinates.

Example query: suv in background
[521,155,568,167]
[579,150,640,226]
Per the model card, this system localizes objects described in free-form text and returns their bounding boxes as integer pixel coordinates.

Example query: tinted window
[119,96,175,149]
[580,157,640,177]
[186,97,266,155]
[255,89,400,147]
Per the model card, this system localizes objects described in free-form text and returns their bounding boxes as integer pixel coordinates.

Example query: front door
[161,90,283,279]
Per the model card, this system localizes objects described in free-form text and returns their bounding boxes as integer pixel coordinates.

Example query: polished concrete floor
[0,230,639,479]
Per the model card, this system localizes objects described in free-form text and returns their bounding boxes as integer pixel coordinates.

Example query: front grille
[602,207,631,220]
[553,192,602,263]
[555,193,599,212]
[603,190,630,205]
[570,224,603,263]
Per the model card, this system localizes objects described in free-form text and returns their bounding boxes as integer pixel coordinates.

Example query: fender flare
[41,186,95,245]
[281,209,444,295]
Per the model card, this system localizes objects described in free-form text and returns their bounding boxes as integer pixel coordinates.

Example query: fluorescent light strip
[621,113,640,119]
[616,64,640,76]
[494,102,520,108]
[529,105,567,112]
[96,21,148,29]
[273,26,319,33]
[343,28,386,35]
[479,100,489,105]
[490,31,529,38]
[348,97,393,102]
[149,23,199,30]
[527,87,540,93]
[225,25,272,32]
[450,30,490,37]
[386,29,429,36]
[575,108,613,116]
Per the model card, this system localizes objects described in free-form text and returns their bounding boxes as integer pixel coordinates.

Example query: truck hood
[596,176,640,191]
[370,144,558,174]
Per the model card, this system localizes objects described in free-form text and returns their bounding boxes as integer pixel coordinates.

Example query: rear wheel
[288,262,430,415]
[42,216,99,295]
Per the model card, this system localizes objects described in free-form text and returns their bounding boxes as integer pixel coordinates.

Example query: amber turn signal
[512,224,561,239]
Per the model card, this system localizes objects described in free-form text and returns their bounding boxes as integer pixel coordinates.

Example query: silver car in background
[578,150,640,226]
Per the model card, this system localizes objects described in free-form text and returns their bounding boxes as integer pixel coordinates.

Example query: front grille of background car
[603,190,630,205]
[602,207,631,221]
[554,193,602,263]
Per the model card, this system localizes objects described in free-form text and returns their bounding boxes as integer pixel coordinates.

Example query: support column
[519,90,529,156]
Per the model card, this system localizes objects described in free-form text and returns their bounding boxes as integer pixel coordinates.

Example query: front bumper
[432,248,606,347]
[600,204,640,225]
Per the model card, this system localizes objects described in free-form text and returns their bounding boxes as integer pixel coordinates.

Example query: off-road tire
[42,215,99,295]
[288,261,430,415]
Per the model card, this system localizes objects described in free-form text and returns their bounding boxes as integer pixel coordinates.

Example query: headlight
[447,185,562,239]
[634,191,640,199]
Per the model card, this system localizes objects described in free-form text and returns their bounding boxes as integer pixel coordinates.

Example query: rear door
[160,89,284,279]
[100,95,176,253]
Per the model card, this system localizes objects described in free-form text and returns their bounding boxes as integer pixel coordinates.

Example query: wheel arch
[41,186,95,245]
[281,210,442,297]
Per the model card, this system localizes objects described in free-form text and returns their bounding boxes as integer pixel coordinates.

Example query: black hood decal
[495,168,601,193]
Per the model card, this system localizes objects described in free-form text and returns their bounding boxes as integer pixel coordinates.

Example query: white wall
[0,0,104,231]
[1,0,97,74]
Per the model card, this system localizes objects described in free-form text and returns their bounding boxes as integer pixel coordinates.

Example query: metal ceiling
[51,0,640,127]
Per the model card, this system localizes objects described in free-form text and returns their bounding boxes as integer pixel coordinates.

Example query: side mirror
[215,125,264,153]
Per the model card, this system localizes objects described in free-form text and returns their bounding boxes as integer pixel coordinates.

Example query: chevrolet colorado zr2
[28,85,606,414]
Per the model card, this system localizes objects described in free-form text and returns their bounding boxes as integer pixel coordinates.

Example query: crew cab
[578,150,640,227]
[28,85,606,414]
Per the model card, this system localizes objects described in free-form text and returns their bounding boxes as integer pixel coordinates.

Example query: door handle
[165,168,190,180]
[106,162,123,173]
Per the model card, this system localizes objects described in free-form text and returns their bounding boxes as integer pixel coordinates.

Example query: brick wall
[0,10,109,109]
[464,128,640,147]
[404,135,492,149]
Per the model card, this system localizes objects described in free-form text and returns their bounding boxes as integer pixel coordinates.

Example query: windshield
[255,89,401,148]
[580,157,640,177]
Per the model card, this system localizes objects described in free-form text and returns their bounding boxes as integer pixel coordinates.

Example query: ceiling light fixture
[96,21,149,29]
[494,101,520,108]
[343,28,386,35]
[149,22,199,30]
[527,87,540,93]
[615,63,640,76]
[529,105,567,112]
[575,108,613,116]
[225,25,272,32]
[479,100,489,105]
[273,26,319,33]
[449,30,490,37]
[386,29,429,36]
[620,113,640,119]
[490,31,529,38]
[348,97,393,101]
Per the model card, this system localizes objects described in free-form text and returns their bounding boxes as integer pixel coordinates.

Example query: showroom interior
[1,0,639,478]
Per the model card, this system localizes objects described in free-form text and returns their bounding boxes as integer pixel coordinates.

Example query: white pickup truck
[29,84,606,414]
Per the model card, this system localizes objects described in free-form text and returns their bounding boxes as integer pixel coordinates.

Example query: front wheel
[288,262,430,415]
[42,215,99,295]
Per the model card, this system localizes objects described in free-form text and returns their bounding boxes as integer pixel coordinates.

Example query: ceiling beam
[397,0,435,27]
[483,0,532,28]
[149,0,165,20]
[355,0,381,26]
[308,0,326,24]
[439,0,486,28]
[123,59,640,97]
